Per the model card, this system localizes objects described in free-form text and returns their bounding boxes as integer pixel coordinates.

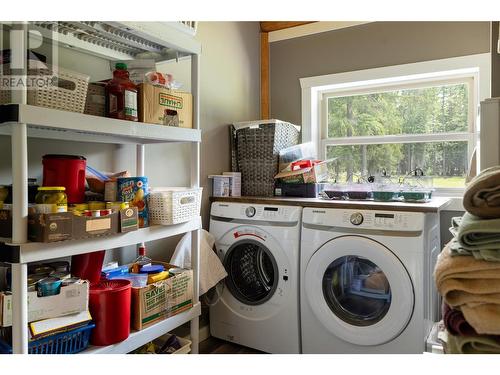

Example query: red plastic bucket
[89,279,131,346]
[71,250,105,284]
[42,154,87,204]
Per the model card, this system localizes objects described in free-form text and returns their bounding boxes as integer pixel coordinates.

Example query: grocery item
[106,63,138,121]
[49,272,71,280]
[27,275,45,292]
[106,201,129,211]
[61,277,81,287]
[45,261,70,273]
[167,267,184,277]
[139,264,165,274]
[35,187,68,213]
[28,264,54,276]
[208,175,230,197]
[36,277,62,297]
[42,155,87,204]
[89,279,131,346]
[88,201,106,211]
[223,172,241,197]
[104,181,117,202]
[117,177,149,228]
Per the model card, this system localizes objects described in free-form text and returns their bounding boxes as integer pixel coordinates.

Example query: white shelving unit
[0,22,202,354]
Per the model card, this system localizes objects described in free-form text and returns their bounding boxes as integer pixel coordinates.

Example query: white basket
[0,64,90,113]
[147,187,202,225]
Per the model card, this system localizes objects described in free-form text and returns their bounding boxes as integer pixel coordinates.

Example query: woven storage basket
[148,187,202,225]
[0,64,89,113]
[230,120,300,196]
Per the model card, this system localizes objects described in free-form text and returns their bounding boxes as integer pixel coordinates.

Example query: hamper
[230,120,300,196]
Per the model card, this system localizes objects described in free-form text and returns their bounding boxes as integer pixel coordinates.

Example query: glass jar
[35,187,68,213]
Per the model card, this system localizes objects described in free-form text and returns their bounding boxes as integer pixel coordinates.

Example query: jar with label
[105,62,138,121]
[35,187,68,213]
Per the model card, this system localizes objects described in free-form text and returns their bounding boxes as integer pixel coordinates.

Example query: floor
[199,336,263,354]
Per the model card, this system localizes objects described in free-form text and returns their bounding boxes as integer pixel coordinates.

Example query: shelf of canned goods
[0,21,202,354]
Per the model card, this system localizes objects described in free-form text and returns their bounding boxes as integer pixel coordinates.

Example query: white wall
[0,21,260,263]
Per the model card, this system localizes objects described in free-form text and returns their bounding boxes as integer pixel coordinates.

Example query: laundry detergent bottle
[105,62,138,121]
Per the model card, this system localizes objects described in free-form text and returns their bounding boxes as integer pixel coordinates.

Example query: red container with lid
[89,279,131,346]
[70,250,105,284]
[42,154,86,204]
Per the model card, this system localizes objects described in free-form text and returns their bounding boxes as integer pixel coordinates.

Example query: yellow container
[147,271,169,284]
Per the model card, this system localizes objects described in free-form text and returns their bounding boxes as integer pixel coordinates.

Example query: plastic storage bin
[148,187,202,225]
[274,183,329,198]
[0,64,90,113]
[0,323,95,354]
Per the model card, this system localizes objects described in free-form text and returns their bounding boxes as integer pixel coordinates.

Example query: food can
[27,274,45,292]
[100,209,111,216]
[28,264,54,276]
[168,267,184,277]
[49,271,71,280]
[45,261,70,273]
[61,277,81,287]
[36,277,62,297]
[88,201,106,211]
[106,201,129,211]
[69,203,89,212]
[91,210,101,217]
[117,177,149,228]
[104,181,118,202]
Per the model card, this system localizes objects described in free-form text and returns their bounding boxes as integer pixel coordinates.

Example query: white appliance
[300,207,440,354]
[209,202,302,353]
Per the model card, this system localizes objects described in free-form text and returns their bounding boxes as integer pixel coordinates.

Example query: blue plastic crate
[0,323,95,354]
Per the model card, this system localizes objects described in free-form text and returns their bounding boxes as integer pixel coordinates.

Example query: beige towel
[463,165,500,219]
[434,243,500,335]
[446,331,500,354]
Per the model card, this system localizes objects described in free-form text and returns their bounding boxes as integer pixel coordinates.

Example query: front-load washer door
[224,239,278,306]
[305,235,414,346]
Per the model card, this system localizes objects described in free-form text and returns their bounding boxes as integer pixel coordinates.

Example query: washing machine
[209,202,302,353]
[300,207,440,354]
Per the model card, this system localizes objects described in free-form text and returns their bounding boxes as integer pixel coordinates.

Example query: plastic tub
[89,279,131,346]
[345,184,373,200]
[108,273,148,287]
[71,250,106,284]
[400,190,432,203]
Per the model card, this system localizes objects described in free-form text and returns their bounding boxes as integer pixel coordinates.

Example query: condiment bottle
[105,63,138,121]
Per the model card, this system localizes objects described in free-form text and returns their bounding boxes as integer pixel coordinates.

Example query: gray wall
[270,22,491,125]
[0,22,260,263]
[492,22,500,97]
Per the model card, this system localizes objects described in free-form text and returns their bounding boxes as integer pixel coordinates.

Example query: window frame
[300,53,491,196]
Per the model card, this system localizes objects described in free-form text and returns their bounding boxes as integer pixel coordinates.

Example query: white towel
[170,229,227,296]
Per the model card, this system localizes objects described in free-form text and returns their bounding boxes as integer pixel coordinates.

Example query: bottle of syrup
[105,63,138,121]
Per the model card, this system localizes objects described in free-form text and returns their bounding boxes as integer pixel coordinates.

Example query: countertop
[210,196,452,213]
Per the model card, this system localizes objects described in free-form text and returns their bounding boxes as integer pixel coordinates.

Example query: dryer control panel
[211,202,302,223]
[303,208,424,232]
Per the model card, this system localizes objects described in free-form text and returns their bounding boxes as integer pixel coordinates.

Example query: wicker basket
[147,187,202,225]
[230,120,300,196]
[0,64,89,113]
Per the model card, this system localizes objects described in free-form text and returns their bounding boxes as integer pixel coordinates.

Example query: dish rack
[0,64,90,113]
[0,323,95,354]
[148,187,202,225]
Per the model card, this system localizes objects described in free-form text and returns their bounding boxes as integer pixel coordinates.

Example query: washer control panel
[302,207,424,232]
[211,202,302,223]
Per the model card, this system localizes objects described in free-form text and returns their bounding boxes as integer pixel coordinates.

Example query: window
[301,54,491,194]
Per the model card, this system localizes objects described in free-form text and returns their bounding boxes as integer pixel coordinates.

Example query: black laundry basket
[230,120,300,197]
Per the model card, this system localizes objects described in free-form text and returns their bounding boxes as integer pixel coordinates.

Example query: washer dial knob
[245,206,256,218]
[350,212,364,226]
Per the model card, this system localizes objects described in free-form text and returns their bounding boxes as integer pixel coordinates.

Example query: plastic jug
[42,154,86,204]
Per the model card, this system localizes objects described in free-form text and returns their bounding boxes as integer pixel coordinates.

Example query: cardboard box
[28,208,138,243]
[131,262,193,330]
[274,159,332,184]
[138,83,193,128]
[0,281,89,327]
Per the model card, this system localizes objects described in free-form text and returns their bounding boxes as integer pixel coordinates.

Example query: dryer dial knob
[350,212,364,226]
[245,206,256,218]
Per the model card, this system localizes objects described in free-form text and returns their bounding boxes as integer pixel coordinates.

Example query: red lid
[89,279,131,293]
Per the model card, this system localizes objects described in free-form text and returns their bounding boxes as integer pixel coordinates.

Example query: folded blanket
[463,165,500,219]
[449,213,500,252]
[446,332,500,354]
[450,238,500,262]
[442,303,477,336]
[434,244,500,334]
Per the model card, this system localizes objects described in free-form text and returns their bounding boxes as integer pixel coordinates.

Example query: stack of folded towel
[434,166,500,354]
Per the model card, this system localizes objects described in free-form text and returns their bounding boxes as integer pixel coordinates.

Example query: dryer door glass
[323,256,391,327]
[224,239,278,305]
